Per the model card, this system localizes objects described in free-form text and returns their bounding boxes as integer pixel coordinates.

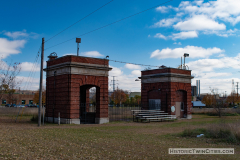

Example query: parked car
[5,104,11,107]
[10,104,16,107]
[25,104,34,107]
[232,106,238,109]
[30,104,37,107]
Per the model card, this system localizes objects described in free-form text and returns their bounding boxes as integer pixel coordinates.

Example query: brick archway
[44,55,111,124]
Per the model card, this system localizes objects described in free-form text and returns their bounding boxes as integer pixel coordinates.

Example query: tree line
[89,88,141,106]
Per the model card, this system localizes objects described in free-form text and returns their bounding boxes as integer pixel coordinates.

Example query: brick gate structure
[139,67,194,119]
[44,54,112,124]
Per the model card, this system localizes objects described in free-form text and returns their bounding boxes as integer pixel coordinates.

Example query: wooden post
[58,112,60,125]
[38,38,44,127]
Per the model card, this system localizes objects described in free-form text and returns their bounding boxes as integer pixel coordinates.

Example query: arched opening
[80,85,100,124]
[175,90,187,118]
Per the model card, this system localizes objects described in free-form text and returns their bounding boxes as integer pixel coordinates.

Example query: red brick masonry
[140,68,193,118]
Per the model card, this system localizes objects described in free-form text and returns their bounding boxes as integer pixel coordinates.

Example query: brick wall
[46,73,109,119]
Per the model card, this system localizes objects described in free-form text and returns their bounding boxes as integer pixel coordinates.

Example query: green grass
[1,114,240,159]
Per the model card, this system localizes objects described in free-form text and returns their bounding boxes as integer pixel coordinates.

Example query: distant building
[191,86,197,96]
[192,101,206,108]
[1,90,36,105]
[129,92,141,98]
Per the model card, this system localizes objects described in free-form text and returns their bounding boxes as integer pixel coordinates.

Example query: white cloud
[217,53,225,57]
[188,53,240,95]
[188,54,240,72]
[20,62,40,72]
[150,45,224,59]
[173,15,226,31]
[152,17,179,27]
[203,28,239,37]
[125,64,141,70]
[0,38,26,59]
[154,33,167,40]
[154,31,198,40]
[153,0,240,37]
[173,42,182,45]
[17,75,40,91]
[131,70,141,77]
[156,6,169,13]
[109,65,123,77]
[3,30,38,39]
[4,30,28,39]
[63,53,75,56]
[192,78,237,95]
[171,31,198,40]
[109,66,141,92]
[81,51,103,57]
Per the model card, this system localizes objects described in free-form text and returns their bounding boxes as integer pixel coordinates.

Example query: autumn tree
[110,89,127,106]
[226,93,240,105]
[202,93,225,117]
[201,94,216,107]
[33,90,46,104]
[134,95,141,105]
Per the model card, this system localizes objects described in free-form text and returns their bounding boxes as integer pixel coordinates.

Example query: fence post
[43,106,45,125]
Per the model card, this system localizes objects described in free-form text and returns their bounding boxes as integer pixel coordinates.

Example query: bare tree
[0,60,21,104]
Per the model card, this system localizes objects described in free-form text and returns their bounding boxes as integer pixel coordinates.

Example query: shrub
[181,120,240,144]
[31,115,44,123]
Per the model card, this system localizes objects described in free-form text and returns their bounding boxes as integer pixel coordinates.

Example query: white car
[15,105,25,107]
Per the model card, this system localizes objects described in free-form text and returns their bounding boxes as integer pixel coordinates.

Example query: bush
[181,120,240,144]
[31,115,44,123]
[181,128,207,137]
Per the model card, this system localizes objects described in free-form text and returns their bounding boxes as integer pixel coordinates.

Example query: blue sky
[1,0,240,95]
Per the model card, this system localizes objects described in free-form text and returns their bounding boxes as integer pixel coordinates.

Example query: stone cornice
[44,62,112,71]
[44,62,112,77]
[139,73,194,80]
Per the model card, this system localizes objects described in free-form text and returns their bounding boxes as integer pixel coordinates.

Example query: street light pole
[183,53,189,69]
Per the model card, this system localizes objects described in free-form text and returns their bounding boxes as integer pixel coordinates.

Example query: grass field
[0,115,239,159]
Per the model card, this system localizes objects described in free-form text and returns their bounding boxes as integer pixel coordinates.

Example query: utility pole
[237,82,239,101]
[112,76,116,92]
[38,37,44,127]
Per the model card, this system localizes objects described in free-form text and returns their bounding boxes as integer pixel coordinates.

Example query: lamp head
[184,53,189,57]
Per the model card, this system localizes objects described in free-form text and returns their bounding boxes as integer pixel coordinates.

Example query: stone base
[45,117,80,124]
[187,114,192,119]
[95,117,109,124]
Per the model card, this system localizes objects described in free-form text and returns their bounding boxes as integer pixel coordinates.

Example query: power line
[108,59,159,68]
[45,0,173,50]
[27,56,41,90]
[45,0,114,43]
[23,46,41,90]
